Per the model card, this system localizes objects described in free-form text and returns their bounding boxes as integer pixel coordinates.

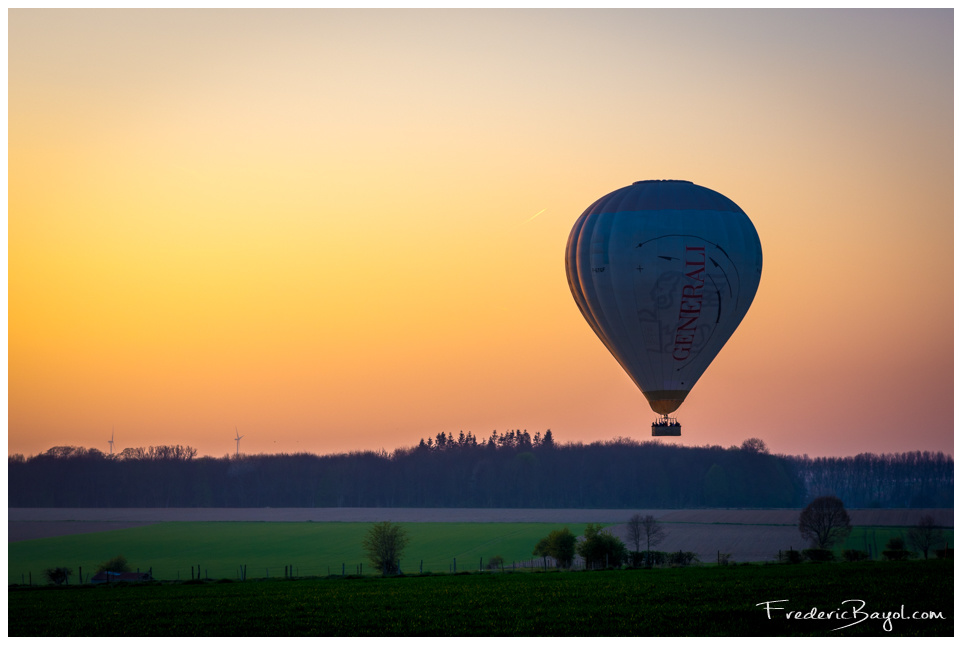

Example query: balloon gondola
[652,415,681,437]
[565,180,762,437]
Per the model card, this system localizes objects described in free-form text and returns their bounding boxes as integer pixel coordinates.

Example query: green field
[8,560,953,636]
[8,522,590,584]
[840,526,953,558]
[10,521,953,585]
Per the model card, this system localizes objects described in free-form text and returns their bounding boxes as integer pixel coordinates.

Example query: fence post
[420,560,423,574]
[453,557,457,573]
[480,557,483,571]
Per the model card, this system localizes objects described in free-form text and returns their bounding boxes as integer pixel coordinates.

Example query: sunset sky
[8,9,954,460]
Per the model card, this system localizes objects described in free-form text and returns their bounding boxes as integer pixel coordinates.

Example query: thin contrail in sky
[520,208,546,225]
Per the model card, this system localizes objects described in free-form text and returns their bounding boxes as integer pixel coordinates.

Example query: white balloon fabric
[565,180,762,417]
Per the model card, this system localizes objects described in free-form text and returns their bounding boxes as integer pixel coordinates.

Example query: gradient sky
[8,9,954,459]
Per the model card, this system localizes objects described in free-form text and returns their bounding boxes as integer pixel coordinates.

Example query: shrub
[97,555,131,574]
[362,521,409,576]
[577,524,627,569]
[533,528,577,569]
[667,551,699,566]
[802,548,835,562]
[779,549,803,564]
[43,567,72,585]
[645,551,668,567]
[883,536,911,561]
[487,555,505,570]
[547,528,577,569]
[883,549,911,561]
[842,549,870,562]
[935,547,953,559]
[628,551,670,567]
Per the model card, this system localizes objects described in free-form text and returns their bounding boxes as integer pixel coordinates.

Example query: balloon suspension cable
[652,414,679,427]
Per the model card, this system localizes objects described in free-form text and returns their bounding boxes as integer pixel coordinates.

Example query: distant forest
[8,430,953,509]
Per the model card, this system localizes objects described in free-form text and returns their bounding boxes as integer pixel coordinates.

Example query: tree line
[8,432,953,509]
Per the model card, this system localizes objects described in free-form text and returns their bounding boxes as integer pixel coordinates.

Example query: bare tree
[907,515,945,560]
[636,515,667,567]
[798,495,852,549]
[626,513,645,554]
[642,515,667,550]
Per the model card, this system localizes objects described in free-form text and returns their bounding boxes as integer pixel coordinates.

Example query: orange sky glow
[8,9,954,459]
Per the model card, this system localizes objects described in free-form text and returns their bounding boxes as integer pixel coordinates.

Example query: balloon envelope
[565,180,762,416]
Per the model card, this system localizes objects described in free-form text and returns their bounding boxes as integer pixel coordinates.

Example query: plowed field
[9,507,952,564]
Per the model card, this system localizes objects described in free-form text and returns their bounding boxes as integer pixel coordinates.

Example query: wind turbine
[234,427,244,457]
[108,428,114,456]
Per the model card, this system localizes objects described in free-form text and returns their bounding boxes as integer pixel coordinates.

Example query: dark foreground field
[8,560,952,637]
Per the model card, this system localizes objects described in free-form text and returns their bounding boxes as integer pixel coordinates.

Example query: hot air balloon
[565,180,762,436]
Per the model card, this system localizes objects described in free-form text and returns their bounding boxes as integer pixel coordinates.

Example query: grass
[10,521,952,584]
[8,522,590,583]
[8,560,953,636]
[843,526,953,558]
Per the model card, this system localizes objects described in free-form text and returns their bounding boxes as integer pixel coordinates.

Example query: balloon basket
[652,417,681,436]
